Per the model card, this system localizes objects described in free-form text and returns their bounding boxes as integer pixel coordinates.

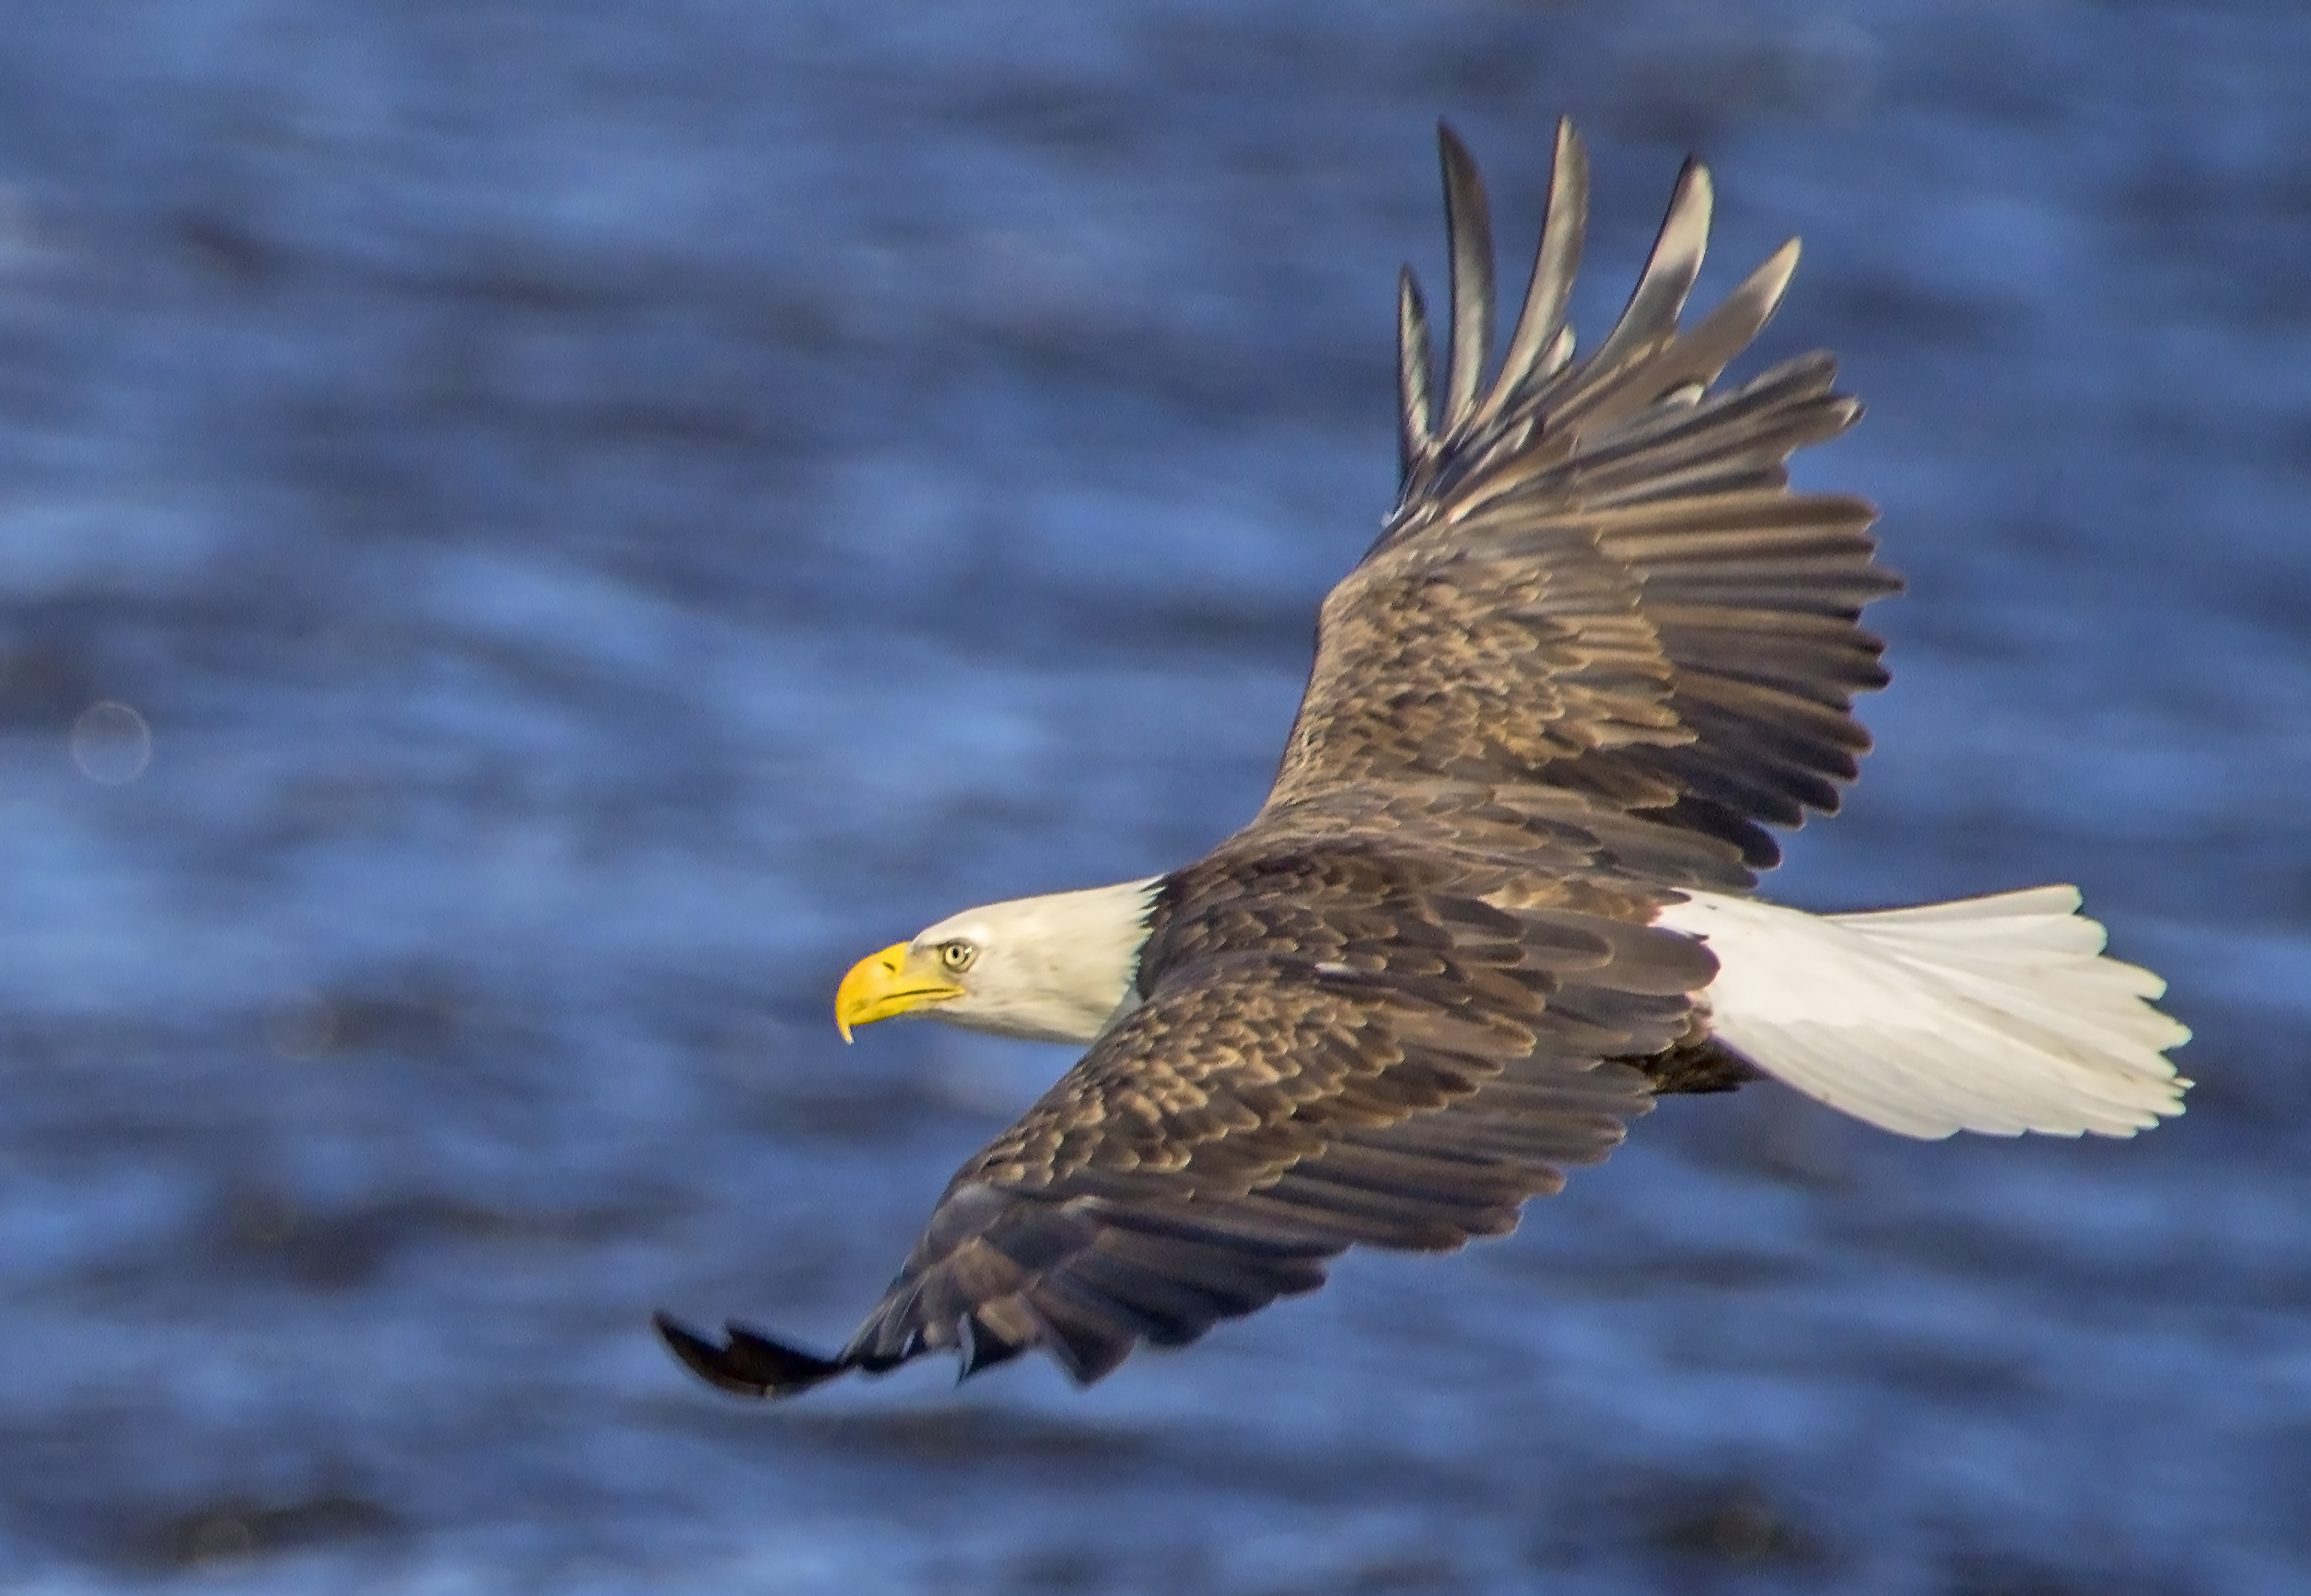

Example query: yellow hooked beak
[835,943,965,1043]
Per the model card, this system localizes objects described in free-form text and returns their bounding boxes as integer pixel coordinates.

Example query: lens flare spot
[70,699,151,786]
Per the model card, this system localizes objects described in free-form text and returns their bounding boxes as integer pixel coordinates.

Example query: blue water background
[2,3,2307,1591]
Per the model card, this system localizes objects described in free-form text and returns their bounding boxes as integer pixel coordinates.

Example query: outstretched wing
[1269,120,1899,871]
[658,840,1716,1395]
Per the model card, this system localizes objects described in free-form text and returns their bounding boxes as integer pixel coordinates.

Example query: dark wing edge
[660,849,1714,1397]
[654,1311,850,1400]
[655,1193,1343,1396]
[1396,118,1804,530]
[1297,118,1900,873]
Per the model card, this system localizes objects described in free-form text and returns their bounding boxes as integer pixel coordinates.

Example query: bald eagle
[657,119,2189,1399]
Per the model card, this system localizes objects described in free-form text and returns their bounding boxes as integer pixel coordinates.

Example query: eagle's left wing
[658,839,1712,1394]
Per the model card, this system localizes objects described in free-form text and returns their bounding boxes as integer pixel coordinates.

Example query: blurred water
[2,2,2307,1591]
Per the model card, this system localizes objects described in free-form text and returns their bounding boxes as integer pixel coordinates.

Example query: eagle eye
[939,940,977,973]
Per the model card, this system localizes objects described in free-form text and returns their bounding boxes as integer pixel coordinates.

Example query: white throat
[916,878,1161,1044]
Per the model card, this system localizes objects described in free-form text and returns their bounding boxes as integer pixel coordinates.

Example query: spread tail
[1655,887,2191,1139]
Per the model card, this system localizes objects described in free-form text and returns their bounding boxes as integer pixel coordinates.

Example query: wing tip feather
[653,1311,854,1400]
[1435,119,1497,433]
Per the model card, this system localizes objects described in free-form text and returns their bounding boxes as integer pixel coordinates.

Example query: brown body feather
[659,117,1899,1399]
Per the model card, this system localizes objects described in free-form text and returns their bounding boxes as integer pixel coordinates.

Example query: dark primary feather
[662,118,1900,1399]
[1395,269,1435,482]
[1469,118,1586,439]
[1437,125,1497,435]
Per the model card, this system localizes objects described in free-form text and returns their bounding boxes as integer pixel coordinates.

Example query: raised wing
[657,841,1718,1394]
[1271,120,1899,872]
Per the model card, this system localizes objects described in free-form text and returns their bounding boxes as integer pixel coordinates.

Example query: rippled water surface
[4,3,2308,1591]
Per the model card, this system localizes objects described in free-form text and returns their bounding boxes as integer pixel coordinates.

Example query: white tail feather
[1653,888,2191,1140]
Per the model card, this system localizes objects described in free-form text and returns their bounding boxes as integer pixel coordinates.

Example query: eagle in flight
[657,118,2189,1399]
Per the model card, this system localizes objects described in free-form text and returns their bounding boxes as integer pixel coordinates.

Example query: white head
[834,878,1161,1045]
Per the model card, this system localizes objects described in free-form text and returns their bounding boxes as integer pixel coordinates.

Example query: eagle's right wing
[1264,121,1900,875]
